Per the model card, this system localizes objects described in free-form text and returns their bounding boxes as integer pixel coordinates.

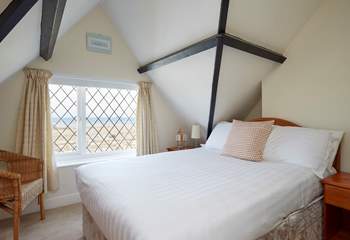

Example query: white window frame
[50,75,138,166]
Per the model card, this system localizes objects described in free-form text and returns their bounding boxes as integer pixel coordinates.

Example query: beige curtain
[136,81,159,155]
[16,68,59,192]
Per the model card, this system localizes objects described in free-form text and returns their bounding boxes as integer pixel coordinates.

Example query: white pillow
[263,126,343,178]
[324,131,344,176]
[204,121,232,151]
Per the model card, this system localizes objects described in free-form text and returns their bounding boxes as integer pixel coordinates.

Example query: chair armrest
[0,150,39,162]
[0,170,21,180]
[0,150,43,183]
[8,159,43,183]
[0,170,21,202]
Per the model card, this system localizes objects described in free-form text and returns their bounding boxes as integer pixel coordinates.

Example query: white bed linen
[75,148,322,240]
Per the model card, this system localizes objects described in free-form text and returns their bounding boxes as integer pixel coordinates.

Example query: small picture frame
[86,33,112,54]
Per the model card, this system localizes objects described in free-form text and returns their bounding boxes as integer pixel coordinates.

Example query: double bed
[75,118,341,240]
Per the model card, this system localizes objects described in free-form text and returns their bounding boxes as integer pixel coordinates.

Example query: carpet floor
[0,204,83,240]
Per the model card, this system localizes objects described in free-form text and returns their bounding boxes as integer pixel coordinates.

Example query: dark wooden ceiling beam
[218,0,229,34]
[0,0,39,43]
[222,33,286,63]
[40,0,67,61]
[206,0,230,138]
[137,35,218,73]
[207,36,224,137]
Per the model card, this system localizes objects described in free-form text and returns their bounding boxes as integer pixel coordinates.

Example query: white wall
[0,71,23,151]
[262,0,350,172]
[0,5,183,218]
[244,99,262,120]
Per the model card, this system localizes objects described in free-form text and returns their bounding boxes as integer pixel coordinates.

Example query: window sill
[56,152,136,168]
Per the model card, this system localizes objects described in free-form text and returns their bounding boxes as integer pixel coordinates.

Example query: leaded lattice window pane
[49,84,78,153]
[86,87,137,153]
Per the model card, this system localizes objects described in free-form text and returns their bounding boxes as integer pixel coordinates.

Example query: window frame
[49,75,138,165]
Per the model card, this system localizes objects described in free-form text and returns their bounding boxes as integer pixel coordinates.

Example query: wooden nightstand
[166,146,197,152]
[322,173,350,240]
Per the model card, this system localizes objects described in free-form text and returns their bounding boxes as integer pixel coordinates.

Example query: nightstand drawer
[324,185,350,211]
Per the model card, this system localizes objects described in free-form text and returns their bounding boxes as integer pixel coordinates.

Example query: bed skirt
[82,198,323,240]
[257,197,322,240]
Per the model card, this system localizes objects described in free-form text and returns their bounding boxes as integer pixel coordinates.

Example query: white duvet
[75,148,322,240]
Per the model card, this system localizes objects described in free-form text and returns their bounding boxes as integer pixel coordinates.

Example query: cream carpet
[0,204,83,240]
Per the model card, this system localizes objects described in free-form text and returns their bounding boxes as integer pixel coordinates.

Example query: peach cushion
[222,120,274,161]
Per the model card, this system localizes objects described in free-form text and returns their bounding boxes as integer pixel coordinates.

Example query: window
[50,84,78,153]
[49,76,138,163]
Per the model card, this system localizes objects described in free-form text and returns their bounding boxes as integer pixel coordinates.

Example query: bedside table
[166,146,196,152]
[322,173,350,240]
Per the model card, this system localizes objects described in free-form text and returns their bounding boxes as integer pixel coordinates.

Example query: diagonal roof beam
[222,33,286,63]
[137,35,218,74]
[0,0,39,43]
[40,0,67,60]
[137,33,286,75]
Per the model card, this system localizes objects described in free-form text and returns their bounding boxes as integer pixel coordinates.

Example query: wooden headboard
[251,117,341,172]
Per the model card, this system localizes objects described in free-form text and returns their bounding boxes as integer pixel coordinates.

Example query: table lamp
[191,124,201,147]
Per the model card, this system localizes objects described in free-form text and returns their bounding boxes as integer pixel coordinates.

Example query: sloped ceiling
[227,0,322,53]
[102,0,220,64]
[148,48,216,127]
[102,0,322,131]
[0,0,323,133]
[0,0,100,83]
[0,1,42,83]
[214,46,277,123]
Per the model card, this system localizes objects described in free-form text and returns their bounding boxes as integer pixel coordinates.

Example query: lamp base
[192,139,200,148]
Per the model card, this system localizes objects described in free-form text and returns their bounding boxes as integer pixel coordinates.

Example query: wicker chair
[0,150,45,240]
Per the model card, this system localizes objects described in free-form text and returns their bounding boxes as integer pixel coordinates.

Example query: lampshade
[191,124,201,139]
